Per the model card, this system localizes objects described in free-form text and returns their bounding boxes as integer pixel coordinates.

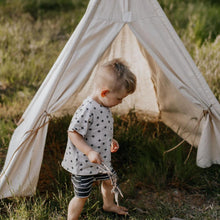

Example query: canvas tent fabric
[0,0,220,199]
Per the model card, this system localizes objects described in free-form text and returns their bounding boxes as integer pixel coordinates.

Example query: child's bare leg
[101,179,128,215]
[68,196,88,220]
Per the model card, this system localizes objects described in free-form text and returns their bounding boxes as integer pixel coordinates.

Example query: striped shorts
[71,173,110,198]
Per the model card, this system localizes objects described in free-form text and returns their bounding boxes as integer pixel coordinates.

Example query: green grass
[159,0,220,44]
[1,114,220,219]
[0,0,220,219]
[0,114,220,219]
[0,0,88,110]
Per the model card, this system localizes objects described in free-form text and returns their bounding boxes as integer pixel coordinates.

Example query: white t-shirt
[62,97,113,175]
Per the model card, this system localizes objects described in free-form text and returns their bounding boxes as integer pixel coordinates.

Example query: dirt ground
[125,187,220,219]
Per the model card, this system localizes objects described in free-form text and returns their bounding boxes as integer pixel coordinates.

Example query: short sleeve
[68,104,93,137]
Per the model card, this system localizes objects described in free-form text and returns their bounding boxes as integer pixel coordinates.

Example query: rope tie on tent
[203,104,212,116]
[0,111,52,179]
[163,106,212,164]
[24,111,52,136]
[183,105,212,164]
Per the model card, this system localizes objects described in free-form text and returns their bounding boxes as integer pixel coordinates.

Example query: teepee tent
[1,0,220,199]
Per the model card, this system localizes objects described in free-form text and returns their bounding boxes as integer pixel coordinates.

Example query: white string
[98,163,123,206]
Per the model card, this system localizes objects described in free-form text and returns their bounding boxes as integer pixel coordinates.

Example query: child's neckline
[88,96,108,109]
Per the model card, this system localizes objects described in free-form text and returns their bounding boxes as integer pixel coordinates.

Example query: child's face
[101,88,128,108]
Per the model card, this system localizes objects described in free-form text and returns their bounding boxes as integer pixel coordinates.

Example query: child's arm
[68,131,103,164]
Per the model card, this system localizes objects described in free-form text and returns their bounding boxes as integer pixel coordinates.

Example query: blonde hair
[96,59,136,94]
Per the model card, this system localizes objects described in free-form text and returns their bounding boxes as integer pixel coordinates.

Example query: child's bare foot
[103,204,128,215]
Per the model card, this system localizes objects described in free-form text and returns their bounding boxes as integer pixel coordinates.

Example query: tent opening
[58,24,203,146]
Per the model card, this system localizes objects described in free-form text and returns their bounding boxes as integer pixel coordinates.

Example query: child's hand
[87,150,103,164]
[111,139,119,153]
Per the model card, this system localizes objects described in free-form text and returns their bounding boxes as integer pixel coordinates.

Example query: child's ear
[101,89,109,97]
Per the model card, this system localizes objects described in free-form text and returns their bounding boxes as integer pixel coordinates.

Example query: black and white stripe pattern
[71,173,110,198]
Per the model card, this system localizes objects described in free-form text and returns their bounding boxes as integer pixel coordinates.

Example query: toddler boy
[62,59,136,220]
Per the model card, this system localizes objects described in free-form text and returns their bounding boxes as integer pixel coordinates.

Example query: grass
[0,0,89,112]
[194,37,220,101]
[0,0,220,219]
[1,114,220,219]
[159,0,220,44]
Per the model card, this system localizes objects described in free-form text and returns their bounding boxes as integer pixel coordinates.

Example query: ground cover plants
[0,0,220,219]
